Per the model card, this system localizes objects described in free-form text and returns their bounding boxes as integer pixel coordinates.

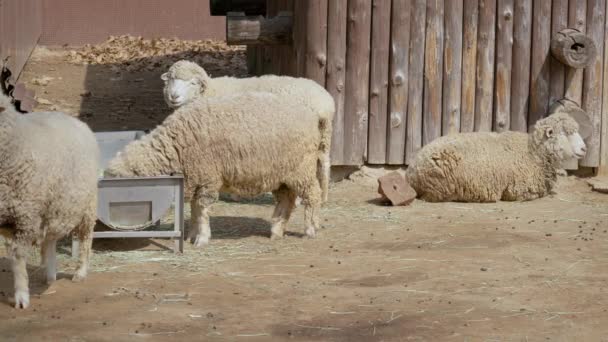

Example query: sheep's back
[168,92,322,195]
[7,112,99,217]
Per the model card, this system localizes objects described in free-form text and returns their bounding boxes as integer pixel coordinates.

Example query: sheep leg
[270,186,297,240]
[40,239,57,284]
[7,242,30,309]
[189,188,218,248]
[72,213,95,282]
[302,184,322,239]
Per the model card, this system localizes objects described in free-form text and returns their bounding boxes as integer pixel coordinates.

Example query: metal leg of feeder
[174,178,185,254]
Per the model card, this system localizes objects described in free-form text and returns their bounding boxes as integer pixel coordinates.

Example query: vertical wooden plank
[303,0,328,86]
[443,0,464,135]
[246,45,257,75]
[423,0,444,144]
[277,0,295,76]
[405,0,427,164]
[461,0,479,133]
[494,0,513,132]
[510,0,533,132]
[343,0,372,165]
[326,0,347,165]
[581,0,605,167]
[550,0,569,105]
[529,0,552,129]
[601,0,608,174]
[367,0,392,164]
[292,0,307,77]
[386,0,411,164]
[565,0,587,104]
[474,0,496,132]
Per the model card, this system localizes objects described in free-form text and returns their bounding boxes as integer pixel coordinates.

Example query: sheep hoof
[72,270,87,282]
[305,229,316,239]
[12,291,30,309]
[192,236,209,248]
[270,233,283,240]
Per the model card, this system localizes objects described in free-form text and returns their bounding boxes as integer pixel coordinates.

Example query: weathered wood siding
[252,0,608,171]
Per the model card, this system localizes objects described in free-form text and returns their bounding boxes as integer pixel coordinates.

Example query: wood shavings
[65,35,247,75]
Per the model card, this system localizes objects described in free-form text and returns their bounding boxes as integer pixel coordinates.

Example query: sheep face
[533,113,587,162]
[161,74,200,109]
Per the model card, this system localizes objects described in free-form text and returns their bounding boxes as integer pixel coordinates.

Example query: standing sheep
[105,91,323,247]
[160,60,335,204]
[0,93,99,309]
[405,112,587,202]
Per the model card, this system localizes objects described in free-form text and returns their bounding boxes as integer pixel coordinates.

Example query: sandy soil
[1,43,608,341]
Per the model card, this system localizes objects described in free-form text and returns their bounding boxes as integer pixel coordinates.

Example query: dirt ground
[1,41,608,341]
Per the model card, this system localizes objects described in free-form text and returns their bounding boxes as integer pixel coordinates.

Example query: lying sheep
[0,93,99,309]
[160,60,335,204]
[105,91,323,247]
[405,112,587,202]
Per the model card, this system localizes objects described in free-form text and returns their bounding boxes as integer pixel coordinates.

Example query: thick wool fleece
[106,91,322,201]
[164,60,335,202]
[405,112,581,202]
[0,93,99,308]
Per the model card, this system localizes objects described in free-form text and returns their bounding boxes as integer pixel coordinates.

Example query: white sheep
[105,91,323,248]
[160,60,335,204]
[0,93,99,309]
[405,112,587,202]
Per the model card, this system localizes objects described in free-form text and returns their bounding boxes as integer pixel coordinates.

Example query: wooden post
[494,0,513,132]
[551,28,598,69]
[367,0,392,164]
[343,0,372,165]
[474,0,496,132]
[581,0,605,167]
[565,0,587,104]
[303,1,328,86]
[326,0,347,165]
[601,0,608,175]
[387,0,411,164]
[460,0,478,133]
[443,0,463,135]
[226,11,293,45]
[549,0,569,108]
[423,0,444,144]
[529,0,552,130]
[510,0,532,132]
[405,0,426,164]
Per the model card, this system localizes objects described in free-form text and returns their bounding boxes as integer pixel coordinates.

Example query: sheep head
[531,112,587,163]
[161,60,210,109]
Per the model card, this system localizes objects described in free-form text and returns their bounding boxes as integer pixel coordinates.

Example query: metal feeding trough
[72,131,185,256]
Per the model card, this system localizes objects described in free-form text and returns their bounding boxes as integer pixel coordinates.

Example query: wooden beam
[581,0,606,167]
[551,28,598,69]
[443,0,463,135]
[226,11,293,45]
[474,0,496,132]
[326,0,347,165]
[405,0,426,164]
[461,0,478,133]
[494,0,514,132]
[387,0,411,164]
[510,0,532,132]
[368,0,392,164]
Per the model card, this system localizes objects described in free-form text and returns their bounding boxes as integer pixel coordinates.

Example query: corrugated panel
[41,0,225,46]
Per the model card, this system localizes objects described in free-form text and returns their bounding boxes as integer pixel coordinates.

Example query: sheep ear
[160,72,169,81]
[0,106,5,113]
[545,127,554,138]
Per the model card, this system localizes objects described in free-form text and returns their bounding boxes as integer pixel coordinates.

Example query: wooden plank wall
[251,0,608,171]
